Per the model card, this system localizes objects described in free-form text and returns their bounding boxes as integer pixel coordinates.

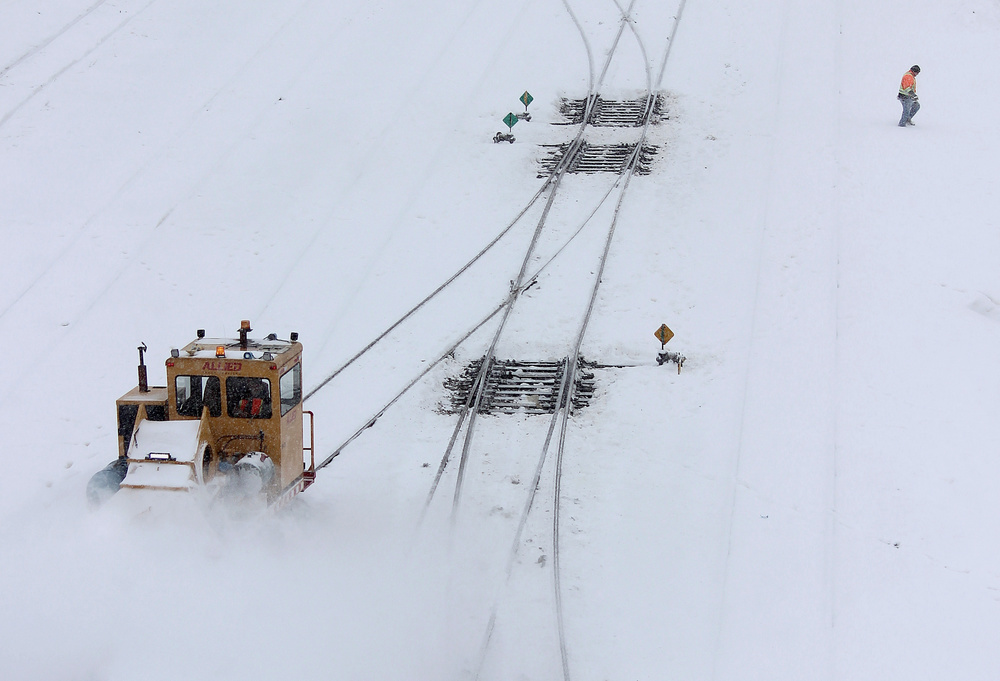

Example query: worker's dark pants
[898,95,920,126]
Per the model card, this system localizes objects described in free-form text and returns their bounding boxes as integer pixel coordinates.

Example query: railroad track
[538,140,660,176]
[451,4,691,679]
[421,3,688,679]
[556,93,670,127]
[299,1,689,679]
[441,357,596,415]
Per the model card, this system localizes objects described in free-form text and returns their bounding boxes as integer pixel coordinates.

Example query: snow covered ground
[2,1,999,679]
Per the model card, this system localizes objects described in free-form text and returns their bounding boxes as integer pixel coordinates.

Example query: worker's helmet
[910,65,920,74]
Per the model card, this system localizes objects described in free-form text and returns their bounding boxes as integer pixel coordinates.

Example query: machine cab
[99,321,315,508]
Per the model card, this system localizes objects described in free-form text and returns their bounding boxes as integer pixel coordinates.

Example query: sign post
[654,323,684,373]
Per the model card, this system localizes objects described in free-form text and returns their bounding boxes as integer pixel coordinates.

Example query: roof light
[197,329,205,339]
[216,346,226,358]
[244,352,254,360]
[262,352,273,361]
[238,320,252,351]
[170,348,179,358]
[290,332,299,342]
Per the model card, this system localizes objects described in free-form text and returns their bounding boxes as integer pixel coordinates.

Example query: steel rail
[416,169,622,526]
[413,0,618,521]
[471,360,573,680]
[313,298,507,471]
[302,180,551,403]
[304,0,633,412]
[330,133,621,494]
[449,155,574,520]
[547,5,688,681]
[443,1,656,678]
[442,0,635,525]
[301,0,687,676]
[302,97,594,407]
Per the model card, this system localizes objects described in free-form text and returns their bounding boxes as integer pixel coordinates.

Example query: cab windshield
[226,377,273,419]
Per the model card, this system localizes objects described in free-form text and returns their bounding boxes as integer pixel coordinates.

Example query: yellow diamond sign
[654,323,674,345]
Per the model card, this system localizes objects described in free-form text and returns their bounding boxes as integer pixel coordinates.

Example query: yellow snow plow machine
[87,321,315,510]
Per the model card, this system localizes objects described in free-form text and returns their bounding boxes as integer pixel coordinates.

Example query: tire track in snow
[0,0,161,130]
[711,0,792,672]
[0,0,110,80]
[0,0,352,403]
[828,0,845,672]
[712,0,841,677]
[0,0,352,324]
[0,0,164,324]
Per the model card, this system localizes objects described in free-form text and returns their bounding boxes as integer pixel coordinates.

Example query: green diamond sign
[520,91,533,109]
[503,112,518,130]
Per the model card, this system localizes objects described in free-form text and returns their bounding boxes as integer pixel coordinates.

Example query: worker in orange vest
[898,65,920,127]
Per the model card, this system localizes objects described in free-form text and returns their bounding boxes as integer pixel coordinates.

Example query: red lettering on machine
[202,360,242,372]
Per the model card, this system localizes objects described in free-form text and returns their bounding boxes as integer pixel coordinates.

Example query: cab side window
[175,375,222,417]
[279,363,302,416]
[226,377,273,419]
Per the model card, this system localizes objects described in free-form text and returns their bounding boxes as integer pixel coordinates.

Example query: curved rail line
[302,108,595,406]
[301,1,688,679]
[310,156,627,473]
[306,0,629,440]
[320,0,628,480]
[463,0,649,673]
[458,3,690,680]
[301,0,653,409]
[547,6,689,681]
[418,1,665,679]
[447,0,638,524]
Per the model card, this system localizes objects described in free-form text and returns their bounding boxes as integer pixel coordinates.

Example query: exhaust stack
[137,343,148,393]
